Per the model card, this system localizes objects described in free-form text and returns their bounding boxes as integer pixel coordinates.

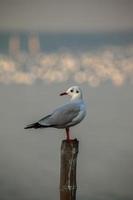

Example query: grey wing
[39,103,80,128]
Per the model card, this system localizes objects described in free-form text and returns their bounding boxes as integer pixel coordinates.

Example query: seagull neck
[70,96,82,101]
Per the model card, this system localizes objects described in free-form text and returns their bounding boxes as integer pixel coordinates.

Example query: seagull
[24,86,86,142]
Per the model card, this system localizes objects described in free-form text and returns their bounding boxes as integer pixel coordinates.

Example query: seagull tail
[24,122,45,129]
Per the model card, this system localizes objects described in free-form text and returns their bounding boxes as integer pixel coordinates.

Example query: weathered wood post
[60,139,79,200]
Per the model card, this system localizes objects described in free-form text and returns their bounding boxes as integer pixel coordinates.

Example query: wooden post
[60,139,79,200]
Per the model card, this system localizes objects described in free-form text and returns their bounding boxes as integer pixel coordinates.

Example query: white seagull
[24,86,86,142]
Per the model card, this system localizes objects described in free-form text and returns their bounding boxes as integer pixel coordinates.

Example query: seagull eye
[76,90,79,93]
[70,89,74,92]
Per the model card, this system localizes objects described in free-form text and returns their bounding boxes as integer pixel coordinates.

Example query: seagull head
[60,86,83,100]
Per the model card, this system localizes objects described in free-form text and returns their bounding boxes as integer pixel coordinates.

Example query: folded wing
[39,103,81,128]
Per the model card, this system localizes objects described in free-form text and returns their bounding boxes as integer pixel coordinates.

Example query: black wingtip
[24,122,38,129]
[24,122,46,129]
[24,126,30,129]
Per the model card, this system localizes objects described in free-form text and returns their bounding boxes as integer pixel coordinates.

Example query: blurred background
[0,0,133,199]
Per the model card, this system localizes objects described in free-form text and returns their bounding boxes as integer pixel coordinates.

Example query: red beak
[60,92,68,96]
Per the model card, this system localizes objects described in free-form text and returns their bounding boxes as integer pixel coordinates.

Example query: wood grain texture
[60,139,79,200]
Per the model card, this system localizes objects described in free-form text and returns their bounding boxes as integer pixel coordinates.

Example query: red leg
[65,128,71,142]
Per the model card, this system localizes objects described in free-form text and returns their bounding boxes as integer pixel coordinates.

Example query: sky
[0,1,133,200]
